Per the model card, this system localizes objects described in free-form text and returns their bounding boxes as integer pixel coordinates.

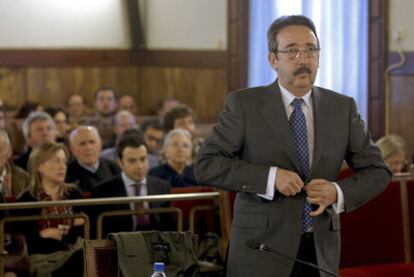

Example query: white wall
[0,0,227,50]
[140,0,227,50]
[389,0,414,51]
[0,0,131,49]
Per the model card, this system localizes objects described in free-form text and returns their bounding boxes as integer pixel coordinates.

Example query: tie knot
[291,98,304,110]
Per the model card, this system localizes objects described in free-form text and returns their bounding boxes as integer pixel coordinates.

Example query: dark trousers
[290,233,320,277]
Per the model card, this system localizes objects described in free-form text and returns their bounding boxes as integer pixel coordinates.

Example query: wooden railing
[0,191,230,277]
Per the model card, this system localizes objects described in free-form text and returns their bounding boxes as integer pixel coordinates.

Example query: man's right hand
[275,168,304,197]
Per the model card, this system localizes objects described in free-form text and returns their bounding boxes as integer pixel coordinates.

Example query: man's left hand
[304,179,337,216]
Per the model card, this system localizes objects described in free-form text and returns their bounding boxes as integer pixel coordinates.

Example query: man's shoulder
[92,174,122,194]
[99,158,121,173]
[147,175,170,189]
[315,86,352,102]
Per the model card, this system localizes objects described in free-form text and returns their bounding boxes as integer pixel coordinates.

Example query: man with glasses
[195,15,391,277]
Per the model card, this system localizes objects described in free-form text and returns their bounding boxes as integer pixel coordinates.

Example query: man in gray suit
[194,15,391,277]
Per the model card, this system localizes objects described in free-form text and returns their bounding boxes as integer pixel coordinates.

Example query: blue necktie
[289,98,312,232]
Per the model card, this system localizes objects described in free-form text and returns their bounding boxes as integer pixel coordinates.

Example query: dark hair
[140,118,163,133]
[163,105,194,133]
[94,86,116,100]
[44,106,68,120]
[117,133,146,159]
[15,101,42,119]
[267,15,319,52]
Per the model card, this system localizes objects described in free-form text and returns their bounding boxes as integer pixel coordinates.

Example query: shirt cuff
[331,182,345,214]
[257,167,277,200]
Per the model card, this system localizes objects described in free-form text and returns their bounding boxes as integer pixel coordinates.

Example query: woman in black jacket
[15,142,84,277]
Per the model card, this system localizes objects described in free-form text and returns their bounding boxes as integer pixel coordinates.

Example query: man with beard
[195,15,391,277]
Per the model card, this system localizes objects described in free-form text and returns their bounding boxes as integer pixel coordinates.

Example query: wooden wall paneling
[390,76,414,161]
[138,67,227,122]
[0,68,27,108]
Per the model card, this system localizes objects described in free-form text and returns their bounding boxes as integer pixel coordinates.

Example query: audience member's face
[54,111,68,138]
[38,149,67,186]
[28,120,56,148]
[144,127,164,154]
[118,145,148,182]
[0,111,6,129]
[386,152,407,174]
[174,116,196,135]
[115,114,136,137]
[96,90,116,116]
[70,128,102,166]
[67,95,85,118]
[118,95,138,114]
[159,99,180,117]
[165,134,192,165]
[268,25,319,95]
[0,143,11,171]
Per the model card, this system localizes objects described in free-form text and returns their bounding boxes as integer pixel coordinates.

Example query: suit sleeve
[194,92,270,194]
[337,98,391,212]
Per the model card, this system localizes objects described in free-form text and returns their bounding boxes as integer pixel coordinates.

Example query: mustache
[293,66,312,75]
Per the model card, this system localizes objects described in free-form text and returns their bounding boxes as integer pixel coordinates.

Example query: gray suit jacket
[194,81,391,277]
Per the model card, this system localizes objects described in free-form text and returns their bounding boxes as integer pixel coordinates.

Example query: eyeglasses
[276,46,321,59]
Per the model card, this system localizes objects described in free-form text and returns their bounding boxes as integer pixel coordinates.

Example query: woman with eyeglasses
[376,134,408,174]
[149,128,199,187]
[15,142,84,277]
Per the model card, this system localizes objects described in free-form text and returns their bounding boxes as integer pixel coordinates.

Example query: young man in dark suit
[91,134,173,238]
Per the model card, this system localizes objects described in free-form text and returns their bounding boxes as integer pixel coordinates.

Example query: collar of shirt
[121,172,147,197]
[78,160,100,173]
[278,81,312,112]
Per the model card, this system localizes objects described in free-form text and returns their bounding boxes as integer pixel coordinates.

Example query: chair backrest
[170,186,217,234]
[84,240,118,277]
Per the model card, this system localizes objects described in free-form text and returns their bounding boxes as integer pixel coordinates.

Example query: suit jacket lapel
[310,87,332,177]
[259,81,300,172]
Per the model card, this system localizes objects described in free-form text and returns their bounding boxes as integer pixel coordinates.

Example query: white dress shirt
[258,82,344,214]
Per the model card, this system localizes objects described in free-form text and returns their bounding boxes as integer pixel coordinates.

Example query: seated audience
[66,126,120,193]
[149,129,199,187]
[103,110,137,149]
[14,101,43,119]
[92,134,173,237]
[101,127,142,163]
[44,106,69,146]
[118,94,138,115]
[157,97,180,118]
[163,104,204,162]
[66,94,89,130]
[140,118,164,168]
[84,86,117,144]
[0,130,30,201]
[376,134,408,174]
[15,142,84,277]
[11,101,43,155]
[14,112,56,171]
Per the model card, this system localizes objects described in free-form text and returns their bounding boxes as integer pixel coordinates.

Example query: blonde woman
[376,134,408,174]
[15,142,84,277]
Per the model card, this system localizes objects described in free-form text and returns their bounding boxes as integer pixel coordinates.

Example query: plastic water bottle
[150,262,167,277]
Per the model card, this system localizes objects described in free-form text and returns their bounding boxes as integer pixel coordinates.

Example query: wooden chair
[84,239,118,277]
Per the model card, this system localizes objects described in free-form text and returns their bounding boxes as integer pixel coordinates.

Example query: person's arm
[195,92,270,194]
[336,98,391,212]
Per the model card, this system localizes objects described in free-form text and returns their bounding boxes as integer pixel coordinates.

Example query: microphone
[246,239,338,277]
